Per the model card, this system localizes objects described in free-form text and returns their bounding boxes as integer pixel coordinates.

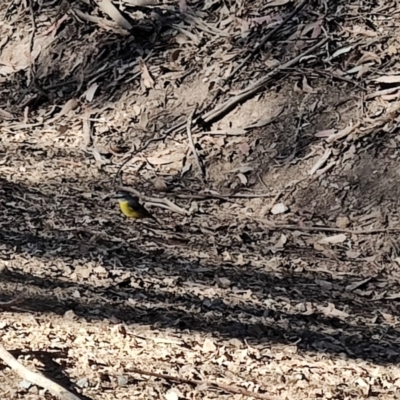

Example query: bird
[113,190,159,223]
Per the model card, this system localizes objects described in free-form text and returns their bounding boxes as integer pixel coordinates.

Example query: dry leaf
[226,127,247,135]
[346,250,360,259]
[302,76,316,93]
[98,0,132,30]
[345,277,371,292]
[356,377,370,396]
[229,165,254,174]
[0,108,13,120]
[386,293,400,300]
[153,177,168,192]
[140,59,154,88]
[326,123,357,143]
[309,148,331,175]
[250,15,274,26]
[84,83,99,102]
[381,92,400,101]
[237,173,247,185]
[202,338,216,353]
[82,116,92,148]
[123,0,156,4]
[91,148,106,165]
[266,0,290,6]
[329,46,353,60]
[238,142,250,155]
[336,216,350,228]
[357,51,381,65]
[148,151,185,166]
[318,303,349,319]
[274,234,287,249]
[356,64,371,79]
[52,98,78,120]
[315,279,333,290]
[179,0,187,12]
[318,234,347,245]
[315,129,336,138]
[375,75,400,84]
[133,104,141,115]
[388,45,397,55]
[139,112,148,129]
[181,162,192,175]
[349,25,378,37]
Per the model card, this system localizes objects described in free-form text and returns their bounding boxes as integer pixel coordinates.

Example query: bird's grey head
[114,191,136,201]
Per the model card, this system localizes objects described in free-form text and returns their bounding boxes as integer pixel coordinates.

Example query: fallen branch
[172,192,273,201]
[186,105,205,182]
[204,37,329,124]
[127,366,276,400]
[0,344,82,400]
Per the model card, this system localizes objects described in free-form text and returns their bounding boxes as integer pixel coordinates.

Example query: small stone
[165,389,180,400]
[63,310,77,320]
[202,338,217,353]
[117,375,129,386]
[217,277,231,288]
[19,380,32,389]
[202,298,212,308]
[271,203,288,215]
[76,377,89,388]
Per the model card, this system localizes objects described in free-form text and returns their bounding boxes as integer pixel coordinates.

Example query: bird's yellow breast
[119,200,142,218]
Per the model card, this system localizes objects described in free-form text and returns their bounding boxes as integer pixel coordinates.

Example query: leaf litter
[2,0,400,399]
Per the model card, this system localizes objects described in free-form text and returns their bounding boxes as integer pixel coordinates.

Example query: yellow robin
[114,191,158,223]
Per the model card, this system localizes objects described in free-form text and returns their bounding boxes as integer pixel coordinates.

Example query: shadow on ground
[1,177,400,367]
[1,0,400,376]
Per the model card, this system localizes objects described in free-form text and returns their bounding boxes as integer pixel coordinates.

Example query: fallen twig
[127,366,276,400]
[277,95,308,163]
[186,105,204,181]
[0,344,82,400]
[260,223,400,235]
[0,296,24,310]
[28,0,36,82]
[366,86,400,100]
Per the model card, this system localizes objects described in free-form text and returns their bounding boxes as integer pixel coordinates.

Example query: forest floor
[1,0,400,399]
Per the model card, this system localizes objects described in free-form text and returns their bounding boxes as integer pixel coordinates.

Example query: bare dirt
[1,0,400,399]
